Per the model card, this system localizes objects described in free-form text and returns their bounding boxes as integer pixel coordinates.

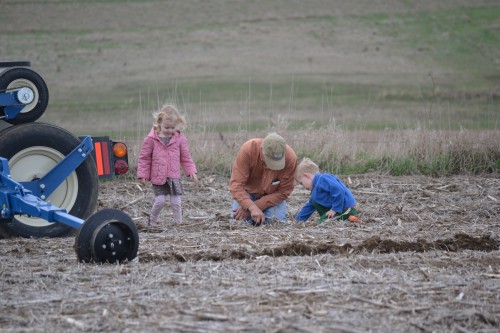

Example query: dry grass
[121,127,500,178]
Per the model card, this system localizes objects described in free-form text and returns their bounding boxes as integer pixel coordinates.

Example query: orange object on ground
[348,215,362,223]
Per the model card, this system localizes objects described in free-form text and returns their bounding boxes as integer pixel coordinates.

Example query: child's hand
[189,173,199,184]
[326,210,336,218]
[139,178,148,184]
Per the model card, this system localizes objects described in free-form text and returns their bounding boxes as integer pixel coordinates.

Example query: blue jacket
[295,173,356,222]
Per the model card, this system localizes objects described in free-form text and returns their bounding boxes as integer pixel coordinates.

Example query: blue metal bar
[0,158,84,229]
[7,191,84,229]
[0,91,24,120]
[21,136,94,199]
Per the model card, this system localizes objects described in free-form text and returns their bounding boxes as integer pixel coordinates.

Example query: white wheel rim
[9,146,78,227]
[7,78,39,113]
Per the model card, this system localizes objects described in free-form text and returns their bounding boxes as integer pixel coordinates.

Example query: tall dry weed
[124,126,498,178]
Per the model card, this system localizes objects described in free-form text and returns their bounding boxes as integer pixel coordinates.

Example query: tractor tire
[0,67,49,124]
[0,123,98,238]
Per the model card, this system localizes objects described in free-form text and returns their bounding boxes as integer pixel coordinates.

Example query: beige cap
[262,133,286,170]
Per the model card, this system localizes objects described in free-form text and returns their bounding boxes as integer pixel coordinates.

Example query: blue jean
[230,193,287,225]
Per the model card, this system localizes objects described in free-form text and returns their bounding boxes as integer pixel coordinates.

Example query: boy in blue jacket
[294,158,361,223]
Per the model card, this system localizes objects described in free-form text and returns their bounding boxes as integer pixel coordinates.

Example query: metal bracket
[21,136,94,199]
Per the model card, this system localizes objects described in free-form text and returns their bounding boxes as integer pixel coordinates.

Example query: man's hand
[233,207,250,221]
[248,205,266,226]
[233,205,266,225]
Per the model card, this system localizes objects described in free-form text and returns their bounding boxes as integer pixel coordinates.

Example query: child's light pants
[150,194,182,224]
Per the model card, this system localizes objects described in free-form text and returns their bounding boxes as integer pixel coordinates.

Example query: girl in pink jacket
[137,104,199,225]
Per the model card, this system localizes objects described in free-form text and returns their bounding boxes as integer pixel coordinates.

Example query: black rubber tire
[0,61,31,67]
[0,67,49,124]
[75,209,139,264]
[0,123,98,238]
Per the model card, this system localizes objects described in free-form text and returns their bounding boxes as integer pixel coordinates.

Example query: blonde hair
[153,104,187,132]
[295,157,320,181]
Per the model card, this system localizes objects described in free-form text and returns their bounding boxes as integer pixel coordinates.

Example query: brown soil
[1,174,499,332]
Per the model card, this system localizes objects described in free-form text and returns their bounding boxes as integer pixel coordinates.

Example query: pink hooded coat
[137,128,197,185]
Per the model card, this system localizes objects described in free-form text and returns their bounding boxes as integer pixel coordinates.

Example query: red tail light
[84,136,129,178]
[113,142,129,175]
[114,159,129,175]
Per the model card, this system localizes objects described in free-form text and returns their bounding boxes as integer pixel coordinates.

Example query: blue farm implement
[0,61,138,263]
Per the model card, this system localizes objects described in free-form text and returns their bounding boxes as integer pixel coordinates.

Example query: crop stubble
[1,174,499,332]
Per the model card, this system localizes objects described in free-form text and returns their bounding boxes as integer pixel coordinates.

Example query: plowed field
[1,174,499,332]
